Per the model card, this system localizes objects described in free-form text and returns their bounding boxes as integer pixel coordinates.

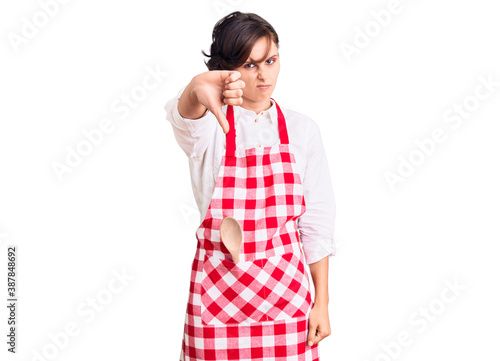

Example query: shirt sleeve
[298,119,336,265]
[164,85,215,159]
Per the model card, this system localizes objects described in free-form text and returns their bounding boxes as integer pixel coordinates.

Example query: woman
[165,11,336,360]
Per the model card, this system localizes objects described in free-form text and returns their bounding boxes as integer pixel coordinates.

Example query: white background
[1,0,499,360]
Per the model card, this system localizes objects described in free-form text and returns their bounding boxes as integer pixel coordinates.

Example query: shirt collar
[229,98,277,124]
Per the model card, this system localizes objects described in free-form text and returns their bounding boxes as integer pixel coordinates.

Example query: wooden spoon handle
[220,216,243,263]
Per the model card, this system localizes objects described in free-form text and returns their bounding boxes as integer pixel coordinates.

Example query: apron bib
[179,98,320,361]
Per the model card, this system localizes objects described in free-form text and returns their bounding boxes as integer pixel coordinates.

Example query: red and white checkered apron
[179,98,320,361]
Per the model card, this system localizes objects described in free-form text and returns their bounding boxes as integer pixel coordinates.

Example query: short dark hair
[202,11,280,71]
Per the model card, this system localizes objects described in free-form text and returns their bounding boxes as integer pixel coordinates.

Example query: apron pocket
[200,251,312,326]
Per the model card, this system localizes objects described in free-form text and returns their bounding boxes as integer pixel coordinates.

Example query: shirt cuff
[301,238,336,265]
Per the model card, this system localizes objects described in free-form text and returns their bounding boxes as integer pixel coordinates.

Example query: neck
[240,97,273,114]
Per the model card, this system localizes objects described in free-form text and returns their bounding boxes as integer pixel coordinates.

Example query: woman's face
[236,36,280,107]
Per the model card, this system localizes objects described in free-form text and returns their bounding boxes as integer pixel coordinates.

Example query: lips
[257,84,271,88]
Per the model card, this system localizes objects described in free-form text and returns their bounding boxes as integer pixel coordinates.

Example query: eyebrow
[247,54,279,62]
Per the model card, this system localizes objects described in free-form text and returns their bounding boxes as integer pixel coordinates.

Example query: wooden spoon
[220,216,243,263]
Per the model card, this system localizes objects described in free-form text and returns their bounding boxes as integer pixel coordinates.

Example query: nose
[257,66,267,80]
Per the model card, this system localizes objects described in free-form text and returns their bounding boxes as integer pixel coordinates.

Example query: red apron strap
[225,98,288,157]
[226,104,236,157]
[271,97,289,145]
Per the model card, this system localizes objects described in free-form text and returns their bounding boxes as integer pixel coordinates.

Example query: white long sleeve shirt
[164,86,336,265]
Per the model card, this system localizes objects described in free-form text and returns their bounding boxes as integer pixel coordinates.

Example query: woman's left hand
[307,301,331,347]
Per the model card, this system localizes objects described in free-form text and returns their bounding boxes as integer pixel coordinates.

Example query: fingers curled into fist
[223,74,245,106]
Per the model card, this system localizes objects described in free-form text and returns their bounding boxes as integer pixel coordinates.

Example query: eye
[244,58,276,69]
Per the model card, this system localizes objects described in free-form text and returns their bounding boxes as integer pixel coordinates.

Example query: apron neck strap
[226,97,288,157]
